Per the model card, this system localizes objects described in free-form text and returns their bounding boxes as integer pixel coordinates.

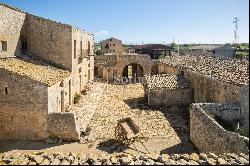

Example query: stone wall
[147,88,193,106]
[240,85,249,134]
[48,76,71,113]
[71,28,94,96]
[47,112,80,141]
[25,14,72,70]
[0,69,49,140]
[0,5,26,58]
[158,63,241,103]
[190,103,249,154]
[116,54,152,78]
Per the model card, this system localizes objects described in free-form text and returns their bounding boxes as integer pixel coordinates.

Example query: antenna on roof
[233,17,239,44]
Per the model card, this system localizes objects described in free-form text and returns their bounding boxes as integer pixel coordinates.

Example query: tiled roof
[145,74,190,90]
[0,56,70,86]
[159,55,249,86]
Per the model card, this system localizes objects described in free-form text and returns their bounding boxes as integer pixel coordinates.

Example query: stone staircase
[68,81,107,134]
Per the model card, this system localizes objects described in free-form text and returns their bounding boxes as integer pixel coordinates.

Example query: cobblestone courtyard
[83,83,195,154]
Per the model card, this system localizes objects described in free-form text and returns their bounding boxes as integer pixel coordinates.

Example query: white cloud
[94,31,108,36]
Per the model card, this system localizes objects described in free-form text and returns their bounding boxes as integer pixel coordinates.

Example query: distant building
[101,37,123,54]
[212,46,236,59]
[133,44,172,59]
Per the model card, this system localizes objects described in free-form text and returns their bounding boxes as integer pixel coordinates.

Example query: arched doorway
[122,63,144,78]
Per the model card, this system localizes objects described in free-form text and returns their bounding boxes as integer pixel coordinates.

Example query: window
[110,39,112,41]
[113,44,115,46]
[74,40,76,58]
[88,41,90,55]
[4,87,8,95]
[1,41,7,52]
[113,50,115,53]
[110,44,111,46]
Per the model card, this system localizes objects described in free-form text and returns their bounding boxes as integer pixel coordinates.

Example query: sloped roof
[0,56,70,86]
[145,74,190,90]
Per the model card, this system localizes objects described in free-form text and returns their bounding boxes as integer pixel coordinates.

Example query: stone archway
[122,63,144,78]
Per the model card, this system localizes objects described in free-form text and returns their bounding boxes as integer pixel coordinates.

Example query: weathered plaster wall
[190,103,249,154]
[147,88,193,106]
[0,5,26,58]
[47,112,80,141]
[0,69,49,140]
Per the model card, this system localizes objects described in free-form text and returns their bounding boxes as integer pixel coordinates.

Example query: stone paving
[0,151,249,165]
[81,83,194,154]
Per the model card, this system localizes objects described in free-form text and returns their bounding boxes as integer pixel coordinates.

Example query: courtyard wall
[190,103,249,154]
[158,63,241,103]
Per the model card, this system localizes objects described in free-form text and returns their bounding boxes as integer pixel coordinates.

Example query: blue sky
[1,0,249,44]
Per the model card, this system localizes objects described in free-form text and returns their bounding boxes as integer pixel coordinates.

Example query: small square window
[113,44,115,46]
[1,41,7,52]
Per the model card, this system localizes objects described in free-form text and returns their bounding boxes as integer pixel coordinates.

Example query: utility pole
[233,17,239,44]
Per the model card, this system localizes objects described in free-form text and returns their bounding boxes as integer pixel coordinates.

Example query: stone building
[0,3,94,140]
[101,37,123,54]
[94,54,152,82]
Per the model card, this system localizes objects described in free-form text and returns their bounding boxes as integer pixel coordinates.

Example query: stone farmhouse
[0,3,94,140]
[101,37,123,54]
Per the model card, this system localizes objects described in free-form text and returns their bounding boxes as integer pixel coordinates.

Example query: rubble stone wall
[0,69,49,140]
[147,88,193,106]
[26,15,72,70]
[159,63,241,103]
[190,103,249,154]
[0,5,26,58]
[47,112,80,141]
[240,85,249,134]
[116,54,152,78]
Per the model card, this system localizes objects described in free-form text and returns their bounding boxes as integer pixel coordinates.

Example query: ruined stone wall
[147,88,193,106]
[25,14,73,70]
[184,71,241,103]
[0,69,49,140]
[0,5,26,58]
[159,63,241,103]
[190,103,249,154]
[116,54,152,78]
[47,112,80,141]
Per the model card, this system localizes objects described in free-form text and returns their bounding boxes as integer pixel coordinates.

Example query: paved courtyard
[83,83,195,154]
[0,82,195,156]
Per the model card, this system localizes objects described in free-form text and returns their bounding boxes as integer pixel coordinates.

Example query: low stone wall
[190,103,249,154]
[158,63,241,103]
[147,88,193,106]
[47,112,80,141]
